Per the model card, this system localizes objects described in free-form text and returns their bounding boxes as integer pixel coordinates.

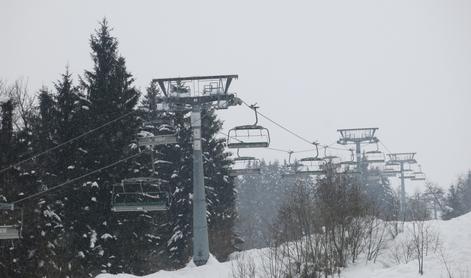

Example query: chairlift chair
[111,177,169,212]
[336,149,361,175]
[411,174,426,181]
[296,157,326,175]
[137,118,178,147]
[281,151,299,180]
[364,144,385,164]
[337,164,361,176]
[0,203,22,240]
[382,168,400,177]
[295,144,326,176]
[403,165,414,173]
[228,150,261,177]
[321,146,342,165]
[411,165,426,181]
[227,105,270,149]
[339,149,358,167]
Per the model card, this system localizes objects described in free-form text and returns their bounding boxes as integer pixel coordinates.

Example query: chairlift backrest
[111,177,169,212]
[0,203,22,240]
[229,152,261,176]
[227,125,270,149]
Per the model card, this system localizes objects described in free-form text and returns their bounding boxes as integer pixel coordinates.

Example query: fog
[1,0,470,189]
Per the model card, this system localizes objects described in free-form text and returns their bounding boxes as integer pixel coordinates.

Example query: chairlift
[364,144,385,164]
[228,149,261,176]
[296,144,326,175]
[337,164,361,176]
[382,166,400,177]
[367,174,381,183]
[411,174,426,181]
[412,165,426,181]
[111,177,169,212]
[0,203,22,240]
[339,149,357,166]
[137,118,177,147]
[227,105,270,149]
[321,146,341,165]
[281,151,299,180]
[403,165,414,172]
[337,149,361,175]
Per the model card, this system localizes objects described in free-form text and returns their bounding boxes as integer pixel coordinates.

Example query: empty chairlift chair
[229,153,261,177]
[281,151,300,180]
[296,144,326,176]
[111,177,169,212]
[321,146,342,171]
[137,118,177,148]
[337,149,361,175]
[364,144,385,164]
[382,166,401,177]
[0,203,22,240]
[227,105,270,149]
[411,165,426,181]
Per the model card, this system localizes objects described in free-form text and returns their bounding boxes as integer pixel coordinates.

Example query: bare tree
[424,182,445,219]
[0,79,36,130]
[231,252,256,278]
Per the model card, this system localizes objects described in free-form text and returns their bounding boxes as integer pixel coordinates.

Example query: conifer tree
[63,19,140,276]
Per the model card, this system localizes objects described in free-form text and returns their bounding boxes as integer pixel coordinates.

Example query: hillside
[97,212,471,278]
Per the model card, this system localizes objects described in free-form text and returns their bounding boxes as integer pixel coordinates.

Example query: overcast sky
[1,0,470,191]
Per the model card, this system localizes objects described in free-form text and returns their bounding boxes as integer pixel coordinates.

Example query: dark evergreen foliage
[0,18,237,277]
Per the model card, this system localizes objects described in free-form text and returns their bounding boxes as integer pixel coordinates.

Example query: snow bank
[97,212,471,278]
[96,255,233,278]
[344,212,471,278]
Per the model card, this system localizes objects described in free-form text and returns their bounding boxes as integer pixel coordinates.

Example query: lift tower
[337,128,379,178]
[386,152,417,221]
[154,75,239,266]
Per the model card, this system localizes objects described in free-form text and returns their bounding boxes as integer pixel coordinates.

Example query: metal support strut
[191,106,209,266]
[399,162,406,222]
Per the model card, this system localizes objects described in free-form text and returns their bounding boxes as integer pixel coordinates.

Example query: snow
[96,212,471,278]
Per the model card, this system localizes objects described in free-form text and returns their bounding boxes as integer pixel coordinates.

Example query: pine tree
[62,19,140,276]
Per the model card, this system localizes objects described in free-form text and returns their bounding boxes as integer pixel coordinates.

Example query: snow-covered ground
[97,212,471,278]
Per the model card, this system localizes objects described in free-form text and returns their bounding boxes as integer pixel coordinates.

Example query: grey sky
[1,0,470,191]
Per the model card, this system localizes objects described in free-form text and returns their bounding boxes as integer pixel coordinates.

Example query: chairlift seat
[300,157,324,162]
[0,225,20,240]
[229,168,261,177]
[295,169,325,175]
[112,178,169,212]
[112,192,169,212]
[382,171,398,177]
[229,156,261,176]
[340,161,357,166]
[411,172,426,181]
[138,134,177,147]
[121,177,166,184]
[364,151,385,163]
[296,159,325,175]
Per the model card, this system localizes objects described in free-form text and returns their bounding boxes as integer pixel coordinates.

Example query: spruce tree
[63,19,140,276]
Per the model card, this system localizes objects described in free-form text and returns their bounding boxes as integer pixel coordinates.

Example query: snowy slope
[97,212,471,278]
